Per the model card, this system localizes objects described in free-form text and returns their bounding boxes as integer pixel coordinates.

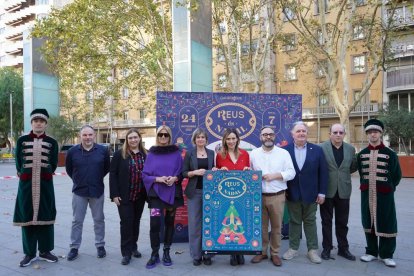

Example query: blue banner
[156,92,302,150]
[202,170,262,254]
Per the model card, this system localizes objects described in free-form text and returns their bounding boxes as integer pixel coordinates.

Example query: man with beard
[249,126,296,267]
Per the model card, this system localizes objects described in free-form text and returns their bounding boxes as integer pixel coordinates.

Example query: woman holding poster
[142,125,184,269]
[215,128,251,266]
[182,128,215,266]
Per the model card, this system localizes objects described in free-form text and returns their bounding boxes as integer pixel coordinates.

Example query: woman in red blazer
[215,128,250,266]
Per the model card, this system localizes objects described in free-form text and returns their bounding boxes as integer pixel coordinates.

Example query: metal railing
[303,103,379,118]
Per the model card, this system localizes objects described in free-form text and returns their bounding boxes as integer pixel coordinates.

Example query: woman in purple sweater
[142,125,183,269]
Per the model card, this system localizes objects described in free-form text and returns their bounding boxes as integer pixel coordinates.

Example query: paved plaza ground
[0,163,413,275]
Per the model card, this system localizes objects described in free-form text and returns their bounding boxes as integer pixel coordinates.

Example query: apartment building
[383,0,414,152]
[0,0,73,68]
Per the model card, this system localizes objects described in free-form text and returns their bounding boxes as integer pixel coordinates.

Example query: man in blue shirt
[65,125,110,261]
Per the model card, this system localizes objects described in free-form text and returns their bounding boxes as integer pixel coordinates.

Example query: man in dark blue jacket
[282,121,328,264]
[65,125,110,261]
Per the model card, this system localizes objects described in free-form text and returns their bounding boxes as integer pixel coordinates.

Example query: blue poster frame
[202,170,262,255]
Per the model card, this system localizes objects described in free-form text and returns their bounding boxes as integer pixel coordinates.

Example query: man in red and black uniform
[13,109,59,267]
[357,119,401,267]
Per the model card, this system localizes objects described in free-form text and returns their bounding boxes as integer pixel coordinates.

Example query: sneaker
[67,248,78,261]
[97,247,106,258]
[381,258,396,267]
[307,250,322,264]
[282,248,298,260]
[360,254,377,262]
[132,250,142,258]
[19,255,36,267]
[39,251,58,263]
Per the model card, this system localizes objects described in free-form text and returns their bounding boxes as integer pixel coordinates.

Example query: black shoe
[19,255,36,267]
[193,258,202,266]
[236,254,245,265]
[39,252,58,263]
[338,249,356,261]
[121,255,131,265]
[132,250,142,258]
[230,254,238,266]
[321,248,331,260]
[203,257,212,265]
[146,254,160,269]
[67,248,78,261]
[97,247,106,258]
[162,248,172,266]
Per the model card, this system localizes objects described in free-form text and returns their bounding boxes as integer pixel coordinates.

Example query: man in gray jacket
[320,124,357,261]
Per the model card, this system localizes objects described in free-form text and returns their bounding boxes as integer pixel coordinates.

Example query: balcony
[4,40,23,54]
[4,0,27,12]
[4,21,33,40]
[113,118,156,127]
[302,103,379,119]
[385,5,414,28]
[391,41,414,58]
[385,66,414,92]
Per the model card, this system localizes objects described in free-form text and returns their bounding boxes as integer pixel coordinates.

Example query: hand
[220,167,229,171]
[262,174,273,182]
[166,176,177,186]
[196,169,206,176]
[113,197,121,206]
[243,166,251,171]
[211,167,218,171]
[156,176,168,184]
[316,195,325,205]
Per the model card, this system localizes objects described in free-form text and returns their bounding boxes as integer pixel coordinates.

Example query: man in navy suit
[282,121,328,264]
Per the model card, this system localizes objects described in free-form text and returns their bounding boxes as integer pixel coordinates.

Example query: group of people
[13,108,401,270]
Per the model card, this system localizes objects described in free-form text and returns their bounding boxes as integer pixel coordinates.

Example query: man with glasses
[65,125,110,261]
[319,124,357,261]
[250,127,296,267]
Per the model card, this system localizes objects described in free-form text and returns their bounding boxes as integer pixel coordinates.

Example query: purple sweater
[142,145,183,205]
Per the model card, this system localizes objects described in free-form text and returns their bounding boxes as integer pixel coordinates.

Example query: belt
[262,190,285,196]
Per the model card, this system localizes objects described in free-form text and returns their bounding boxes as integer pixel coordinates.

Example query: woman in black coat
[182,128,215,266]
[110,128,147,265]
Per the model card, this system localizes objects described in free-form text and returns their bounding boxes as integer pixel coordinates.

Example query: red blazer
[216,149,250,170]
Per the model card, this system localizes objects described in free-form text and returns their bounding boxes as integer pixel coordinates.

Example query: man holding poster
[250,127,296,267]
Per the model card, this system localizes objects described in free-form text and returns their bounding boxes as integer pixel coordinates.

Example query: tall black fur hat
[30,108,49,122]
[364,118,384,133]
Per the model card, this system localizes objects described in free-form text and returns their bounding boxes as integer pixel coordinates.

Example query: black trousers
[116,191,146,257]
[22,224,54,256]
[149,208,176,255]
[320,192,350,250]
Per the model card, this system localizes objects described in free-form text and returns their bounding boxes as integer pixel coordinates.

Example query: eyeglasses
[261,133,275,137]
[157,133,170,138]
[332,131,344,135]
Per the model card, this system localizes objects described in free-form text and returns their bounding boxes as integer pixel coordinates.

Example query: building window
[318,94,329,106]
[122,87,129,99]
[0,55,6,63]
[282,33,296,51]
[139,109,145,119]
[356,0,366,6]
[216,48,225,62]
[285,64,297,81]
[283,8,295,21]
[0,27,5,35]
[121,69,129,78]
[218,74,227,88]
[352,25,365,40]
[316,30,324,45]
[139,89,146,98]
[352,55,366,73]
[315,60,327,78]
[315,0,329,14]
[353,89,368,105]
[219,22,226,34]
[241,43,250,56]
[123,111,129,120]
[36,0,49,5]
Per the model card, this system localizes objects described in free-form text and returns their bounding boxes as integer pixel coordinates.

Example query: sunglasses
[157,133,170,138]
[332,131,344,135]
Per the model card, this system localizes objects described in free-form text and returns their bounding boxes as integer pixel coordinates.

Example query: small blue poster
[202,170,262,255]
